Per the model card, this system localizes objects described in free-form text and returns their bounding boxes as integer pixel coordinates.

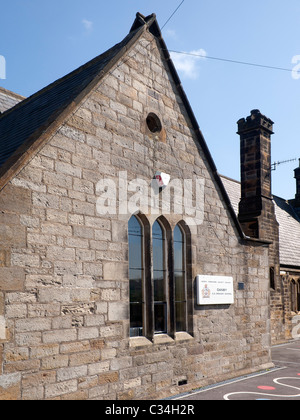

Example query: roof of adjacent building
[0,87,25,114]
[273,196,300,268]
[221,175,300,268]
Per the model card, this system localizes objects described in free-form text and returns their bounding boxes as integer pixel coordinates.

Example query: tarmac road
[173,340,300,401]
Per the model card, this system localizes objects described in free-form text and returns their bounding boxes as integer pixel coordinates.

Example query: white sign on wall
[196,275,234,305]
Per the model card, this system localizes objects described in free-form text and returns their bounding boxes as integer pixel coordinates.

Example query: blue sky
[1,0,299,199]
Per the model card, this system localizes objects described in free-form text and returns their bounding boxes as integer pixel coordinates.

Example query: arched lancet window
[152,220,168,334]
[291,279,300,313]
[128,215,144,337]
[174,224,187,332]
[128,216,192,340]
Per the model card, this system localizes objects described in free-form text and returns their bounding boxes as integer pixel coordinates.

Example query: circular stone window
[146,113,162,134]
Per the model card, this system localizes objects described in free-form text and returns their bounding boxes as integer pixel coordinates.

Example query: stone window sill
[129,336,152,348]
[175,332,194,342]
[129,332,194,348]
[153,334,174,345]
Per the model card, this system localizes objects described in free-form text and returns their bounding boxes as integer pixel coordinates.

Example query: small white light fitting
[155,171,171,188]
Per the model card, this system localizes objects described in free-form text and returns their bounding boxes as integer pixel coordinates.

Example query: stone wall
[0,29,272,399]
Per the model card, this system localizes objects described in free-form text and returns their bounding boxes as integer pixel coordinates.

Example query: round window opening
[146,113,162,133]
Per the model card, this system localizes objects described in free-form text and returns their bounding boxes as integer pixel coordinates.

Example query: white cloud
[82,19,93,33]
[164,29,177,40]
[170,48,207,79]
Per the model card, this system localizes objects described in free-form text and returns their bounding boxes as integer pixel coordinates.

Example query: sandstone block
[0,267,25,291]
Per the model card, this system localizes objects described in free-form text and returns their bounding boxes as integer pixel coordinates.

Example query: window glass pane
[154,303,167,333]
[173,224,182,243]
[153,220,163,239]
[174,224,187,332]
[152,221,167,334]
[129,272,142,303]
[175,272,185,302]
[174,225,183,271]
[154,275,165,302]
[152,221,164,271]
[129,217,143,270]
[175,302,186,332]
[130,303,143,337]
[174,241,183,271]
[129,216,144,337]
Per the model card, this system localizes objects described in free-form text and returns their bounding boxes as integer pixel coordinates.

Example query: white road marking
[224,377,300,400]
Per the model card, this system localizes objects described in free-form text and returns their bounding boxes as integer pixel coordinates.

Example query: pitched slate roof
[220,176,241,216]
[273,196,300,267]
[220,175,300,268]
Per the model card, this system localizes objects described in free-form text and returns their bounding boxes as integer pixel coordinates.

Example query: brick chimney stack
[237,109,277,239]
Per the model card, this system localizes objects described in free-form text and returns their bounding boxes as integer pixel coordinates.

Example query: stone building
[222,110,300,344]
[0,87,25,114]
[0,13,274,400]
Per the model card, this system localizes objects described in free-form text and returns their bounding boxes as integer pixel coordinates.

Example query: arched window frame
[152,216,174,336]
[291,278,300,313]
[174,223,188,333]
[128,215,193,341]
[173,221,193,336]
[128,214,152,340]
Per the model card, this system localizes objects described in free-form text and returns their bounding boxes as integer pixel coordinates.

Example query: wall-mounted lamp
[155,171,171,189]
